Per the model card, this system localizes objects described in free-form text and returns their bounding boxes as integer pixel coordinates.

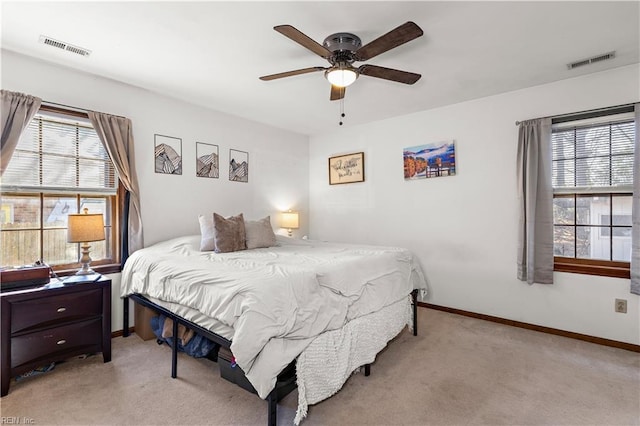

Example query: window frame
[551,105,634,279]
[1,105,123,276]
[554,257,630,279]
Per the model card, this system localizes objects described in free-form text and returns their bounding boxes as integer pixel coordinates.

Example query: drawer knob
[56,339,67,345]
[57,307,66,313]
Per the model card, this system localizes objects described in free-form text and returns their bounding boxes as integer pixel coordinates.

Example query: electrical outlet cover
[615,298,627,313]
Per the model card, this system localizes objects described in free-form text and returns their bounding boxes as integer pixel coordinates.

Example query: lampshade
[67,213,105,243]
[281,211,299,229]
[325,67,358,88]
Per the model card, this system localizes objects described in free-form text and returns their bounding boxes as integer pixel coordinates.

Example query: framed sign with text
[328,152,365,185]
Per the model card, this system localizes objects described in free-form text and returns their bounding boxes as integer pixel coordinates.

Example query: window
[1,106,121,274]
[552,106,635,278]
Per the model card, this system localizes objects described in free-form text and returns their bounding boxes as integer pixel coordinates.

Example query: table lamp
[281,210,299,237]
[67,208,105,275]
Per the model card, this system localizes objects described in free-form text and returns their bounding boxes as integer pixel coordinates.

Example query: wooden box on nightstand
[0,276,112,396]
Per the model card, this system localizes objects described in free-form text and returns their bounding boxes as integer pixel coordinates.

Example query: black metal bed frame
[122,289,418,425]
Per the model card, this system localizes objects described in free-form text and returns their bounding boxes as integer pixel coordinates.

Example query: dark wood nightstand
[1,276,111,396]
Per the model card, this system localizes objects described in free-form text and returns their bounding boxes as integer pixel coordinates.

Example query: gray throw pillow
[245,216,277,249]
[213,212,246,253]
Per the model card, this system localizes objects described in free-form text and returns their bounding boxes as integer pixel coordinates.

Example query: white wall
[308,64,640,345]
[2,50,310,332]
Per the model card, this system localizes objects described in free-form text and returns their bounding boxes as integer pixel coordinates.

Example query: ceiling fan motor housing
[323,33,362,63]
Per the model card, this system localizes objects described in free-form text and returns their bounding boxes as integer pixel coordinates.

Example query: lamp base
[76,267,96,276]
[76,243,95,275]
[287,229,293,237]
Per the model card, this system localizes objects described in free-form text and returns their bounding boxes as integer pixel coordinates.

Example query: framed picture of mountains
[196,142,219,178]
[403,141,456,180]
[229,149,249,183]
[154,134,182,175]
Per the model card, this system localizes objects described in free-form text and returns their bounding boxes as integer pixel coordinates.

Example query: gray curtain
[0,90,42,175]
[517,118,554,284]
[631,104,640,295]
[88,111,143,257]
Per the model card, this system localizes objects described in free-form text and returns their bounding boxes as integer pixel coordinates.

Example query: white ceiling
[2,1,639,136]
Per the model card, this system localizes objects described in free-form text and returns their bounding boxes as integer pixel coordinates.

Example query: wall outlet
[615,299,627,313]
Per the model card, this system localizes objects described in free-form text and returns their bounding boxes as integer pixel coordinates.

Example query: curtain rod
[42,100,127,119]
[514,102,636,126]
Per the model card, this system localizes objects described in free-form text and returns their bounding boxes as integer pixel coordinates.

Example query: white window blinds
[1,111,117,194]
[552,112,635,194]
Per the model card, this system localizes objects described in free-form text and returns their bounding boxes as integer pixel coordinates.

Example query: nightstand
[1,276,111,396]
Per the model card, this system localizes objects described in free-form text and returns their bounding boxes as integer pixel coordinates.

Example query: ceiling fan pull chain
[339,98,346,126]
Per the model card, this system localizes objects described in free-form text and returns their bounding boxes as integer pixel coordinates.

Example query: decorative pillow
[244,216,277,249]
[198,214,216,251]
[213,212,246,253]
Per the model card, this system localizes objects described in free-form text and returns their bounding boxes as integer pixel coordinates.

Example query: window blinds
[1,113,117,194]
[552,115,635,194]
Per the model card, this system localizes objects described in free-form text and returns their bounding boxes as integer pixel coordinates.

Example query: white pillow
[198,214,215,251]
[244,216,276,249]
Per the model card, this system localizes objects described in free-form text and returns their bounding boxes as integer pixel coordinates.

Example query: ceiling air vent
[567,51,615,70]
[38,35,91,57]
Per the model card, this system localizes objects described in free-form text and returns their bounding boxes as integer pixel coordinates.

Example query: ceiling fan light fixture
[325,67,358,87]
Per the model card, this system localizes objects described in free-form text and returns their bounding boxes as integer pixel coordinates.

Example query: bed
[120,234,427,424]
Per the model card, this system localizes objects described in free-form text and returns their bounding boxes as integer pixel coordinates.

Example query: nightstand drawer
[11,318,102,368]
[11,289,102,334]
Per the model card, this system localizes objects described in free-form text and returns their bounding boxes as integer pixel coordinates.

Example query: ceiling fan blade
[274,25,332,59]
[330,85,346,101]
[259,67,326,81]
[358,65,421,85]
[355,21,423,61]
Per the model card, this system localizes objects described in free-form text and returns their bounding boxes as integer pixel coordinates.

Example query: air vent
[38,35,91,57]
[567,51,615,70]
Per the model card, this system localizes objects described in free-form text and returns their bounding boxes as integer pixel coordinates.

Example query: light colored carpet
[1,308,638,425]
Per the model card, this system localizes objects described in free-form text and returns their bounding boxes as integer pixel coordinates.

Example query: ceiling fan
[259,21,424,101]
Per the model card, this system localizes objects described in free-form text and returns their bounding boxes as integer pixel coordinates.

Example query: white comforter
[120,235,427,398]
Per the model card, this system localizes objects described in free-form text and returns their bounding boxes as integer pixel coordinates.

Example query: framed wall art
[154,134,182,175]
[196,142,219,178]
[328,152,364,185]
[403,141,456,180]
[229,149,248,183]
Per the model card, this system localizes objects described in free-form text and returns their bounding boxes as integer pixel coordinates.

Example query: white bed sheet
[121,235,427,398]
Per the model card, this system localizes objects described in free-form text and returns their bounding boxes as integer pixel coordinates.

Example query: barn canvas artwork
[404,141,456,180]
